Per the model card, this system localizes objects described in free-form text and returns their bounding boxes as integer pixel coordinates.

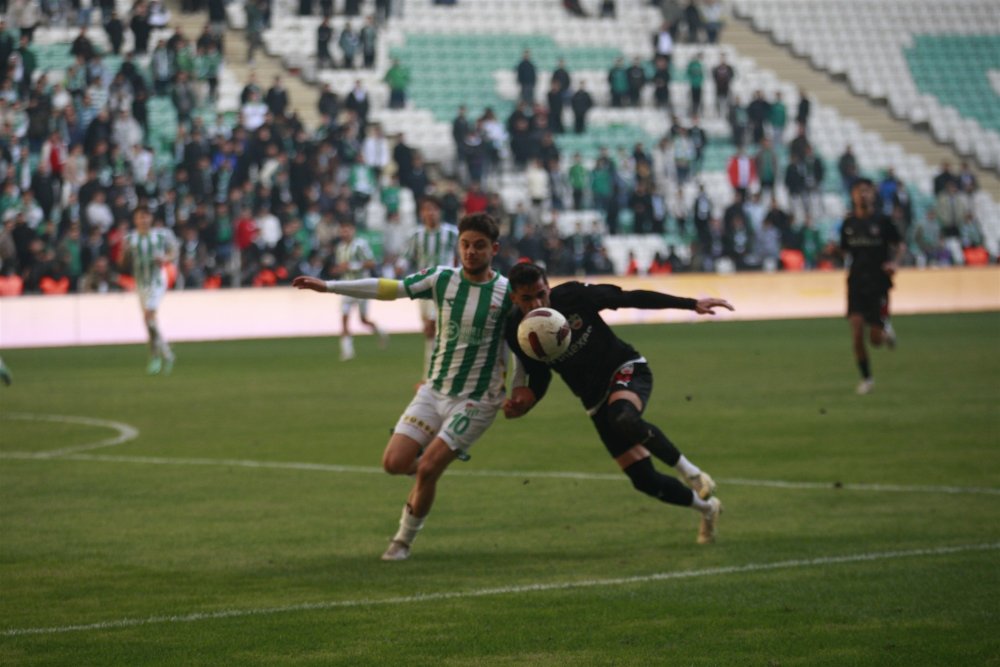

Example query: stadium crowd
[0,0,992,296]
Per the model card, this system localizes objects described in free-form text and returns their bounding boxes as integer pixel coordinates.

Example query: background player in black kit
[503,263,734,544]
[840,178,903,395]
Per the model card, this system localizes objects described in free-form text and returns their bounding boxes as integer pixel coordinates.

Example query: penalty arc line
[2,542,998,638]
[0,413,139,458]
[2,450,999,496]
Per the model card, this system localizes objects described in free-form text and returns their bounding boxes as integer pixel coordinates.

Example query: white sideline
[3,542,997,638]
[2,450,998,496]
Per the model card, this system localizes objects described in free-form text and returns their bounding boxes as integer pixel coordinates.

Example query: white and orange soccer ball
[517,307,572,362]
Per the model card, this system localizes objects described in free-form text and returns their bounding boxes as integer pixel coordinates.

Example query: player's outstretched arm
[694,298,735,315]
[292,276,407,300]
[292,276,328,292]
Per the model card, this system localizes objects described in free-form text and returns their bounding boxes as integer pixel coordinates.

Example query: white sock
[341,336,354,354]
[392,505,425,546]
[674,455,702,480]
[690,494,711,512]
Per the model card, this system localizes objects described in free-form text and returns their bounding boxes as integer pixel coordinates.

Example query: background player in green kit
[332,221,387,361]
[119,205,179,375]
[293,213,512,561]
[405,195,459,379]
[839,178,903,395]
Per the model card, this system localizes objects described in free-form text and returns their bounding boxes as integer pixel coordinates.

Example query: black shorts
[590,362,654,458]
[847,287,889,327]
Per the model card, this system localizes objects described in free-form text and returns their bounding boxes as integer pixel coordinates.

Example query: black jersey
[505,281,697,412]
[840,212,901,293]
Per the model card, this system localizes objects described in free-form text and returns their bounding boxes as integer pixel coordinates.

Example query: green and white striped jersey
[124,228,178,289]
[335,236,375,281]
[406,224,459,271]
[404,266,512,402]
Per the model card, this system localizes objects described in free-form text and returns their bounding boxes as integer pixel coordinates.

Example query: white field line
[0,413,139,457]
[2,450,999,496]
[2,542,997,638]
[2,413,998,497]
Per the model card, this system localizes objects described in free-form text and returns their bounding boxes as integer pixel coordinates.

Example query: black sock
[642,424,682,467]
[624,458,695,506]
[858,358,871,380]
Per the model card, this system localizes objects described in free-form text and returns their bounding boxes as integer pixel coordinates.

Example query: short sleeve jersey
[403,266,513,402]
[124,228,178,289]
[505,281,646,412]
[406,223,460,271]
[335,236,375,281]
[840,213,900,292]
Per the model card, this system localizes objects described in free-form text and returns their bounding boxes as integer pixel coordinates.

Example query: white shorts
[393,384,500,453]
[341,296,370,317]
[418,299,436,323]
[138,282,167,311]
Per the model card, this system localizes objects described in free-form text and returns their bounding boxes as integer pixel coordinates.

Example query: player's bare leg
[381,433,423,476]
[340,312,354,361]
[360,313,388,349]
[850,314,874,394]
[383,438,458,561]
[144,309,172,375]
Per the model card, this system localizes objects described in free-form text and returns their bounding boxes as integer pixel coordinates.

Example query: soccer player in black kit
[840,178,903,395]
[503,263,733,544]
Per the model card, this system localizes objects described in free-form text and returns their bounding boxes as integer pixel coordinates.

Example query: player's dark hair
[458,212,500,243]
[133,204,150,216]
[851,177,875,190]
[507,262,547,288]
[417,194,441,209]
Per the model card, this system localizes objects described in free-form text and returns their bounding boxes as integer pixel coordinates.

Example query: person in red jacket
[726,148,757,201]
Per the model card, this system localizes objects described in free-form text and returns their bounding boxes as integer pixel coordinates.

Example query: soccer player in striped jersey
[293,213,512,561]
[332,222,387,361]
[405,196,459,379]
[119,205,178,375]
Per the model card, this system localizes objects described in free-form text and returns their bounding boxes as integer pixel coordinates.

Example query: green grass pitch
[1,312,998,666]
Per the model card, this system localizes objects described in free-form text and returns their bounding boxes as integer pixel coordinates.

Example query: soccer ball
[517,307,572,362]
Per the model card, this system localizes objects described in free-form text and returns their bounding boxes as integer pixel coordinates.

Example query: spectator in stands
[105,10,124,55]
[316,16,334,69]
[608,57,629,108]
[703,0,723,43]
[746,90,771,145]
[562,0,587,17]
[877,168,899,216]
[551,58,571,104]
[892,181,913,232]
[788,122,810,163]
[345,80,370,129]
[650,55,671,111]
[795,88,810,128]
[516,49,537,105]
[935,180,968,264]
[837,144,858,196]
[265,75,289,118]
[754,138,778,202]
[360,16,378,68]
[626,57,646,108]
[682,0,702,43]
[652,21,674,68]
[727,95,748,147]
[802,146,824,219]
[245,0,266,64]
[384,58,410,109]
[686,52,704,116]
[673,127,695,184]
[711,54,734,117]
[130,2,151,54]
[546,80,565,134]
[339,21,359,68]
[957,161,978,194]
[727,147,756,201]
[932,161,957,196]
[769,91,787,145]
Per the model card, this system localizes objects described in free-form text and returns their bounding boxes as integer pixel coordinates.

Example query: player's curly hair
[458,212,500,243]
